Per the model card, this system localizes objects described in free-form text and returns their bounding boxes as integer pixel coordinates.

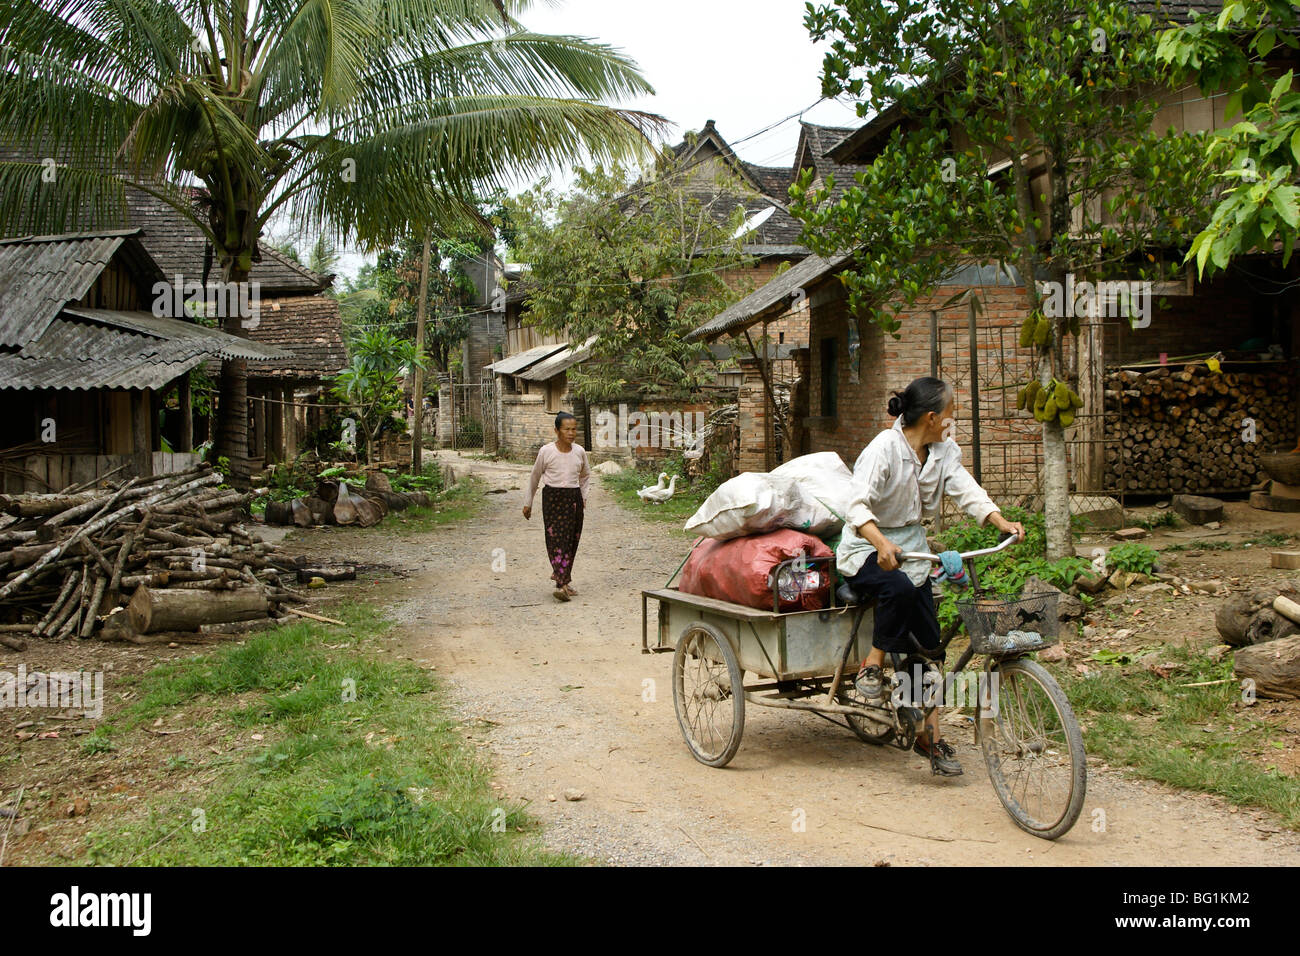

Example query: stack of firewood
[0,465,298,647]
[1102,364,1294,494]
[262,472,430,528]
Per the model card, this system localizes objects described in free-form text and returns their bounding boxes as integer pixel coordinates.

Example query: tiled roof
[743,163,794,201]
[0,231,288,390]
[686,253,850,342]
[1128,2,1224,26]
[120,188,332,295]
[796,122,862,199]
[242,293,348,379]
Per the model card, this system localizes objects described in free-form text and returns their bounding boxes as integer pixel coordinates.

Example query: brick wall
[800,273,1297,499]
[806,283,1033,499]
[464,310,505,377]
[498,387,586,460]
[588,398,721,465]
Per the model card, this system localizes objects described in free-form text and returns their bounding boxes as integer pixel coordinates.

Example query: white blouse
[836,417,1000,584]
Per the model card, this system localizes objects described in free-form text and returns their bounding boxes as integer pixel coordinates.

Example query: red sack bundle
[678,529,833,612]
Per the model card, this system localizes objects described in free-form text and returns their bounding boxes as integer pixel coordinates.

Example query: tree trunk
[1041,419,1071,559]
[212,262,254,485]
[412,235,430,475]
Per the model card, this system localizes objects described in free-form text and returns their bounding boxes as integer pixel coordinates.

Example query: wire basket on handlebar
[956,592,1059,655]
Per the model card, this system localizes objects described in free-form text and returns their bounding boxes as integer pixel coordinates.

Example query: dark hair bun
[887,394,904,417]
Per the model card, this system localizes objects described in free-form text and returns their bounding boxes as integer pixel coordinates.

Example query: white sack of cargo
[684,452,850,540]
[770,452,853,528]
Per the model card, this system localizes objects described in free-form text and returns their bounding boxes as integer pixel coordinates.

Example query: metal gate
[480,370,498,454]
[934,308,1118,508]
[448,376,486,451]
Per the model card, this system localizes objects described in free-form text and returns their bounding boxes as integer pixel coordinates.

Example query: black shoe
[854,664,885,702]
[914,734,963,776]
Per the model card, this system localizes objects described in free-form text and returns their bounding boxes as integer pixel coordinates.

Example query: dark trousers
[844,551,942,656]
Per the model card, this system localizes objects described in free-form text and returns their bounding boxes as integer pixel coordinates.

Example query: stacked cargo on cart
[677,453,853,612]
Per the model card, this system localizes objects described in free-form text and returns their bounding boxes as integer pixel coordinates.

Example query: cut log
[264,500,294,526]
[1235,634,1300,700]
[295,566,357,584]
[1273,595,1300,626]
[1172,494,1224,524]
[127,584,270,634]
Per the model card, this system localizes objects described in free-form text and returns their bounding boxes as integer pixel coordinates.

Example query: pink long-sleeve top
[525,442,590,506]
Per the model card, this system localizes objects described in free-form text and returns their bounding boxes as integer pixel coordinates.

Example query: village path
[343,453,1300,866]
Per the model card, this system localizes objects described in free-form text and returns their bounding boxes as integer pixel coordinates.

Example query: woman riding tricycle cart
[642,377,1086,840]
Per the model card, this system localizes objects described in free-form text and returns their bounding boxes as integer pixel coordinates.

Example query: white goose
[636,472,669,502]
[641,475,680,504]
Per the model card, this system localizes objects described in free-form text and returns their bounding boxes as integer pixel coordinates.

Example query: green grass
[81,601,574,866]
[382,477,486,535]
[1246,533,1293,548]
[1051,645,1300,828]
[1135,512,1180,531]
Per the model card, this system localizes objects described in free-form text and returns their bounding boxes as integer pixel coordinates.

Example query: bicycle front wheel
[979,657,1086,840]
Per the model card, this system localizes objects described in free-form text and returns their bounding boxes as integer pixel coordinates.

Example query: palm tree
[0,0,662,479]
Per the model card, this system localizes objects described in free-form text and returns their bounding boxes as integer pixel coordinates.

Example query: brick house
[490,121,855,464]
[689,21,1300,499]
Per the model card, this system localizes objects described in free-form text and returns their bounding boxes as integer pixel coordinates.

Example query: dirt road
[295,455,1300,866]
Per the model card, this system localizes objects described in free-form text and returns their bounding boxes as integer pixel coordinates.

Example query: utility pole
[411,234,431,475]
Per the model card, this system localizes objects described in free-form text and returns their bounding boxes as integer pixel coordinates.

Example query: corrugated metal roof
[0,231,142,348]
[685,253,849,342]
[1,308,290,391]
[62,308,290,361]
[0,351,208,390]
[517,336,598,381]
[487,342,568,376]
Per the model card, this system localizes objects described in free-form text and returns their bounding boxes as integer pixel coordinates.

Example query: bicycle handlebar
[897,531,1020,564]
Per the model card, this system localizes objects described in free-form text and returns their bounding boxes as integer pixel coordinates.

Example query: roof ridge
[255,242,333,289]
[0,227,143,245]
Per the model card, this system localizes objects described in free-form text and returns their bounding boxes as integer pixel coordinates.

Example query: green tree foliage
[342,194,514,374]
[1157,0,1300,277]
[0,0,663,476]
[792,0,1215,558]
[507,158,757,401]
[332,328,425,464]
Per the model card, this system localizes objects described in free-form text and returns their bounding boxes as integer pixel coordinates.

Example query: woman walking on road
[523,412,590,602]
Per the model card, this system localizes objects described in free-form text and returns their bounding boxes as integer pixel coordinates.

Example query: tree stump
[1172,494,1224,524]
[1216,586,1300,647]
[1235,635,1300,700]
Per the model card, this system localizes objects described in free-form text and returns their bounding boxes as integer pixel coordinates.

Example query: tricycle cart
[642,535,1087,840]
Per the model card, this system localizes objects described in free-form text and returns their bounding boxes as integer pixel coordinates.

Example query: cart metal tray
[641,587,873,681]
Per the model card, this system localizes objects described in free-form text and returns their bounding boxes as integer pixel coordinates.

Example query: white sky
[300,0,865,283]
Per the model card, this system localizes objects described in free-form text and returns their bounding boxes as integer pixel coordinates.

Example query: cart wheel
[979,658,1087,840]
[837,686,894,746]
[672,622,744,767]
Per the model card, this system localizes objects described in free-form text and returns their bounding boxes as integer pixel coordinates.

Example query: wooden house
[0,230,288,492]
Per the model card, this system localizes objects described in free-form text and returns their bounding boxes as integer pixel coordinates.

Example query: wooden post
[967,296,981,484]
[412,234,431,474]
[251,389,266,460]
[283,386,298,460]
[930,309,938,378]
[741,326,789,470]
[178,371,193,452]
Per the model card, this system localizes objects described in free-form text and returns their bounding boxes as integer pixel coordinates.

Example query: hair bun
[887,394,903,417]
